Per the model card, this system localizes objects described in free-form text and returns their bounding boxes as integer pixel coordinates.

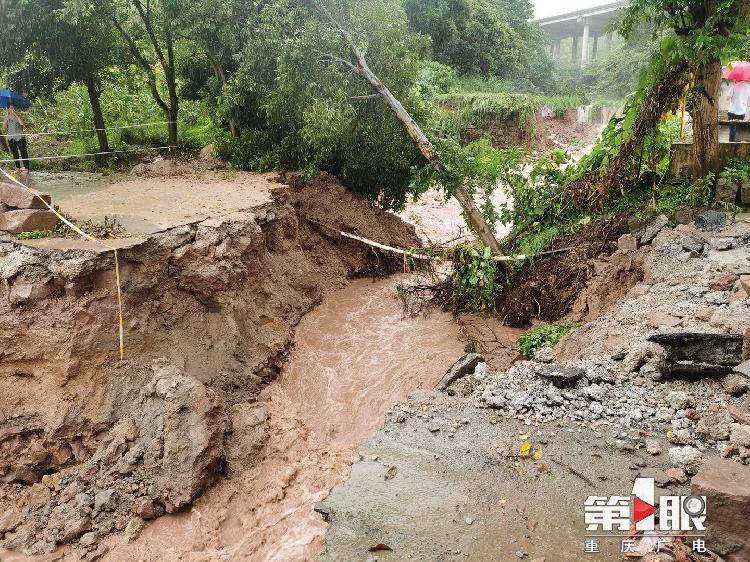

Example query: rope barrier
[0,167,125,360]
[0,146,171,164]
[0,120,176,139]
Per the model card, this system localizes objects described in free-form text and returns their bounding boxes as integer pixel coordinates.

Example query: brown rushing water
[105,276,464,561]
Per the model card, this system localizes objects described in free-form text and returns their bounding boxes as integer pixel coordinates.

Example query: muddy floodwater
[106,276,464,560]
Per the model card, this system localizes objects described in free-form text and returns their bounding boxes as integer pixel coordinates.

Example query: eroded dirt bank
[0,172,422,558]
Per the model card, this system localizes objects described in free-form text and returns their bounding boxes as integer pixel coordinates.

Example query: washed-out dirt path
[20,169,276,236]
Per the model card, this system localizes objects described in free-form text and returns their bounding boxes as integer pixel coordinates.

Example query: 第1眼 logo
[582,477,707,555]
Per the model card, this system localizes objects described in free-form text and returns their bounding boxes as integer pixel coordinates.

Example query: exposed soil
[497,216,632,327]
[461,109,604,155]
[0,170,423,558]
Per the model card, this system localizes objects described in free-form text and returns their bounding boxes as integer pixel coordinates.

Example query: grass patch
[517,322,581,358]
[15,229,54,240]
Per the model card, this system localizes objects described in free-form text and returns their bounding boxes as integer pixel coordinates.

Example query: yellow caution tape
[0,168,125,360]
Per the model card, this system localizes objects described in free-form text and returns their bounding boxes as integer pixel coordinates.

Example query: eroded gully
[106,275,466,560]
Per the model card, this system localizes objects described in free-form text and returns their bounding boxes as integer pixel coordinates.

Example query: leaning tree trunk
[84,72,110,153]
[690,60,722,178]
[358,60,502,255]
[317,4,503,255]
[209,56,239,138]
[165,27,179,151]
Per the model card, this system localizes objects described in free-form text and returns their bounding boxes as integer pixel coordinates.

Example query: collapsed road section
[0,172,421,558]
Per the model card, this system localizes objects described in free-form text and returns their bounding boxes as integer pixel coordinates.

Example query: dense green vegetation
[403,0,551,89]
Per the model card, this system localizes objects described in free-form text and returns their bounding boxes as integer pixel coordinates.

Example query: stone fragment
[691,457,750,560]
[645,439,662,455]
[724,374,749,397]
[533,363,584,387]
[79,532,98,547]
[668,445,703,474]
[124,516,146,542]
[646,312,682,329]
[710,237,735,251]
[94,489,118,512]
[709,272,739,291]
[695,307,715,322]
[665,467,688,484]
[0,509,23,533]
[436,353,485,391]
[739,275,750,295]
[736,361,750,377]
[533,346,554,363]
[131,497,157,520]
[729,423,750,448]
[681,235,705,253]
[715,178,740,203]
[617,234,638,252]
[0,182,52,209]
[640,214,668,244]
[0,209,58,234]
[696,413,732,441]
[695,210,727,231]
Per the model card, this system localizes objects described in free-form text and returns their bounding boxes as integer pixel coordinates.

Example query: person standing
[2,103,30,174]
[727,80,750,142]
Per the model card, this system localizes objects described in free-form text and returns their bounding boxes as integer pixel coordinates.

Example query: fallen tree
[313,0,504,256]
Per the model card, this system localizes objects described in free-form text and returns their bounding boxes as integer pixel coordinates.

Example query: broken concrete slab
[435,353,485,391]
[0,209,58,234]
[0,182,52,210]
[709,248,750,276]
[532,363,584,387]
[691,457,750,561]
[648,333,743,377]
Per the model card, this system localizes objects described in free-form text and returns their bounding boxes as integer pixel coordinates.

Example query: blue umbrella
[0,89,30,110]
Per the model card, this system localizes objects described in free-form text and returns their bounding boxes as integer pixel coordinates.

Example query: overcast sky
[533,0,613,19]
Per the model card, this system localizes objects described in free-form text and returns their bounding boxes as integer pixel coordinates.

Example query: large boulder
[137,359,228,513]
[435,353,485,391]
[691,457,750,560]
[0,182,52,210]
[0,209,58,234]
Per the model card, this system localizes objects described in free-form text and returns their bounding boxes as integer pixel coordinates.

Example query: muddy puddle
[103,275,465,560]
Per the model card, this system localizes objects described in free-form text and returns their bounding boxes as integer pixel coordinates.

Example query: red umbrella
[723,61,750,81]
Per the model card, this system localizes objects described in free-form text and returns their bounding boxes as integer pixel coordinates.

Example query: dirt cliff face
[0,173,418,556]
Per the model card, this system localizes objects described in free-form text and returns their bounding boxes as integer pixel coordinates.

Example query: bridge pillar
[581,20,591,66]
[572,35,579,64]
